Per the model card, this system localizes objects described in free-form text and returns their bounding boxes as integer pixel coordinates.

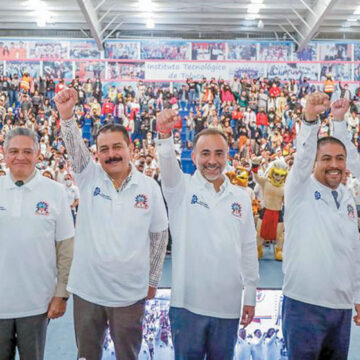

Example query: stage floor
[16,250,360,359]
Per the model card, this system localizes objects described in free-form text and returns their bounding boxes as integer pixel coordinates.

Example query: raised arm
[285,92,330,200]
[155,109,184,191]
[54,88,91,174]
[331,98,360,179]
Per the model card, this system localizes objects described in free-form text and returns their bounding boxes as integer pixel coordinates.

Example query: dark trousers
[73,295,145,360]
[282,295,352,360]
[169,306,239,360]
[0,313,48,360]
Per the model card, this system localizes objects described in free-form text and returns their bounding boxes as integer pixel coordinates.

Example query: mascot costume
[252,159,288,261]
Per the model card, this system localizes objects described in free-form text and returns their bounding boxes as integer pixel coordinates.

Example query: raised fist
[304,92,331,121]
[331,98,350,121]
[156,109,180,135]
[54,88,78,121]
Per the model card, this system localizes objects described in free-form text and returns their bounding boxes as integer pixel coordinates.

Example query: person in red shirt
[55,79,66,94]
[256,107,269,137]
[231,105,243,138]
[269,83,281,98]
[101,98,115,116]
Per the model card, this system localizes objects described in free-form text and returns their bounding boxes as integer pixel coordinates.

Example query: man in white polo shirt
[0,127,74,360]
[282,92,360,360]
[54,88,168,360]
[156,109,259,360]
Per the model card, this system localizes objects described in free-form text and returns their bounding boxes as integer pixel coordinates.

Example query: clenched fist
[54,88,78,121]
[304,92,331,121]
[331,98,350,121]
[156,109,180,136]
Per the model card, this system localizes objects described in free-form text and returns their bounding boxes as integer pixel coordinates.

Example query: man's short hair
[4,127,39,151]
[193,128,228,150]
[95,124,130,146]
[316,136,346,158]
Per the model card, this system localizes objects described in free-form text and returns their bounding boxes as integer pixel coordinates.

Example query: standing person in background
[54,88,168,360]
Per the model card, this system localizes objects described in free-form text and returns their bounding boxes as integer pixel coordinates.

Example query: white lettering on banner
[145,62,228,81]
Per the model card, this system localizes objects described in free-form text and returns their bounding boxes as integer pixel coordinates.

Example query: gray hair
[4,127,39,151]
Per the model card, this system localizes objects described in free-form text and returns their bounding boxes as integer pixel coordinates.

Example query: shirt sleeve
[285,122,319,206]
[55,185,75,242]
[353,234,360,304]
[149,180,168,233]
[155,135,186,205]
[53,186,74,298]
[332,120,360,180]
[240,197,259,306]
[54,237,73,298]
[149,230,169,288]
[60,118,91,174]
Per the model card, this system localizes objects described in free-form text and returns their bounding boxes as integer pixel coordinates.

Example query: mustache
[105,156,123,164]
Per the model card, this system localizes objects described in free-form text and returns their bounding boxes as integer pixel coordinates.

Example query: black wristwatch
[62,297,69,302]
[302,115,319,125]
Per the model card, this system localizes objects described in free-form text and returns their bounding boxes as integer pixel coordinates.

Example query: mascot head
[226,166,249,187]
[267,160,288,187]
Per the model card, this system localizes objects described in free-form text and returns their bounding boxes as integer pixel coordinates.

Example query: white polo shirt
[65,184,80,207]
[156,136,259,319]
[283,122,360,309]
[67,160,168,307]
[0,172,74,319]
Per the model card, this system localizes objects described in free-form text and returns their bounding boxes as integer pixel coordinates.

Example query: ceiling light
[139,0,154,12]
[146,18,155,28]
[37,19,46,27]
[354,6,360,14]
[347,17,358,22]
[247,4,262,13]
[257,19,264,28]
[251,0,264,3]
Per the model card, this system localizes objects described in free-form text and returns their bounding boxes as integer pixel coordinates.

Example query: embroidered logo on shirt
[347,204,355,218]
[256,290,265,303]
[231,202,242,218]
[314,191,321,200]
[93,187,112,200]
[191,194,209,209]
[134,194,149,209]
[35,201,49,216]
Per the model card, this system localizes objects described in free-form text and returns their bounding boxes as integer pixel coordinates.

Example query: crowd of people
[1,72,360,187]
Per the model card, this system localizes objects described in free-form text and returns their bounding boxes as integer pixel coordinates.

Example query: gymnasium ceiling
[0,0,359,50]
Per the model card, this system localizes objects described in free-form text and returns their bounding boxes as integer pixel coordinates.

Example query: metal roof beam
[76,0,103,50]
[295,0,339,51]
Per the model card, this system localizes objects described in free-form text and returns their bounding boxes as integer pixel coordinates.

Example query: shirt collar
[311,174,344,200]
[193,170,230,195]
[6,170,39,190]
[102,162,139,191]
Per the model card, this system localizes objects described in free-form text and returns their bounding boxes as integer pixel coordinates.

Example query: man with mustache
[156,109,259,360]
[54,88,168,360]
[282,92,360,360]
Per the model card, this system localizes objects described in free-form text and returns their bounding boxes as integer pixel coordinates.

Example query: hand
[146,286,157,300]
[331,98,350,121]
[240,305,255,328]
[156,109,179,136]
[47,297,67,319]
[304,92,331,121]
[54,88,78,121]
[354,304,360,326]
